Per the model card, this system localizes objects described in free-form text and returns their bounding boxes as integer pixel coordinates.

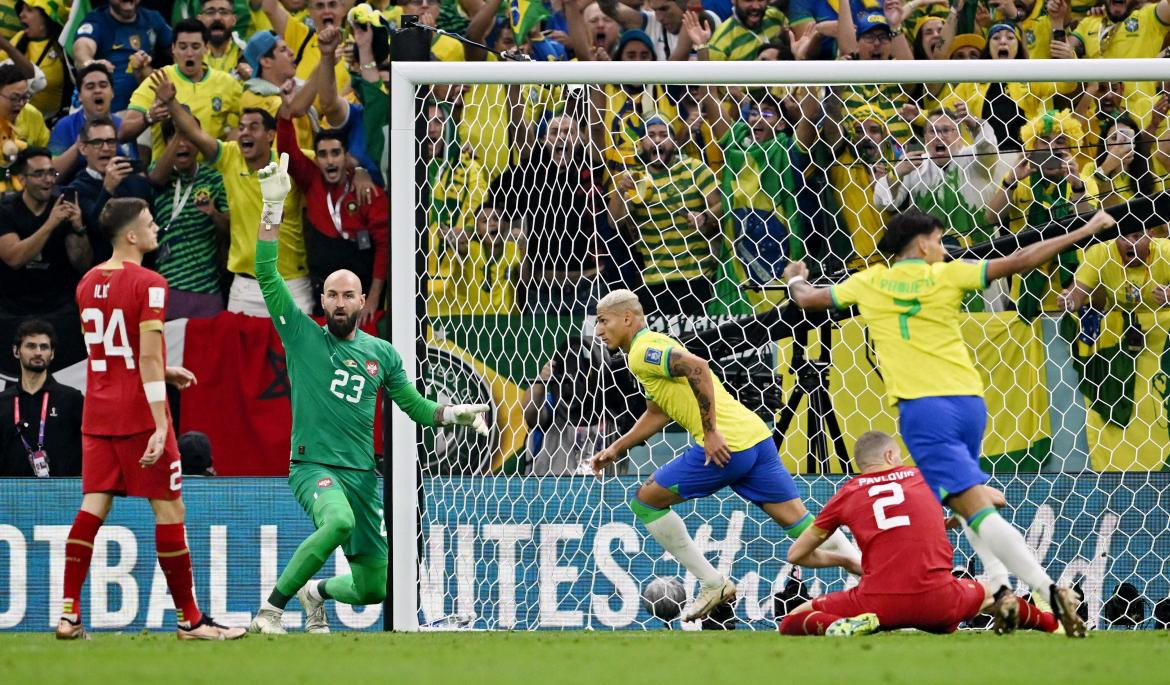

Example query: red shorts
[82,429,182,500]
[812,578,986,634]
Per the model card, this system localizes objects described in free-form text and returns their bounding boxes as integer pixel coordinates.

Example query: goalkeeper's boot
[682,578,736,623]
[249,608,288,635]
[297,586,331,634]
[1049,585,1087,638]
[990,586,1019,635]
[178,614,247,640]
[826,613,881,637]
[55,617,89,641]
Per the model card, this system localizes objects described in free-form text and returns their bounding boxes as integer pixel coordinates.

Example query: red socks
[1017,597,1059,632]
[778,611,842,635]
[61,510,103,621]
[155,523,203,626]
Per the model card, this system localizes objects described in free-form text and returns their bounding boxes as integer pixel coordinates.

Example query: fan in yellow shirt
[11,0,68,121]
[0,63,48,192]
[589,288,860,624]
[785,207,1114,636]
[446,203,521,314]
[123,20,243,161]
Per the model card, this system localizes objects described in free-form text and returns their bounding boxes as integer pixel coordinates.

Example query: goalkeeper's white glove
[258,152,291,225]
[442,403,491,437]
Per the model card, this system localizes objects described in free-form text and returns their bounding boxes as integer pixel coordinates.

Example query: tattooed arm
[668,348,732,467]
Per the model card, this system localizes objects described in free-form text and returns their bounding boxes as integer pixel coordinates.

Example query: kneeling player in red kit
[780,431,1059,637]
[57,198,245,641]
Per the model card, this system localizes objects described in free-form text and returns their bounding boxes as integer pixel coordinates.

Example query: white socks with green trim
[963,523,1011,591]
[973,512,1053,592]
[644,509,723,588]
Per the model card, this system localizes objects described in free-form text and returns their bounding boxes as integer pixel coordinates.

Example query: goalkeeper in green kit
[249,155,490,634]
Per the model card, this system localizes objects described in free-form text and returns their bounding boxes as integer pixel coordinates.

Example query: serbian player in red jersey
[779,431,1059,637]
[57,198,245,641]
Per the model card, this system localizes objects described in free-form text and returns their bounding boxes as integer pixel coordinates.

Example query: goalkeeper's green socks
[266,490,356,611]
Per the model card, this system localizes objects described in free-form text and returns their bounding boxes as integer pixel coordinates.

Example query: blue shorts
[899,395,989,502]
[652,437,799,505]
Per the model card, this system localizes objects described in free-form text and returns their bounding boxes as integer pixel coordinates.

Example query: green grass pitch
[3,631,1169,684]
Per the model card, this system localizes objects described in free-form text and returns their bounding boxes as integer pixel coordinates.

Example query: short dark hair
[13,318,56,349]
[0,63,26,88]
[99,197,150,241]
[81,116,118,142]
[313,128,347,151]
[241,107,276,131]
[878,209,945,255]
[76,61,113,85]
[13,146,51,175]
[159,104,193,141]
[173,18,211,44]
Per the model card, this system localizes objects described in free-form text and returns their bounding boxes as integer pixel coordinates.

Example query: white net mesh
[405,70,1170,631]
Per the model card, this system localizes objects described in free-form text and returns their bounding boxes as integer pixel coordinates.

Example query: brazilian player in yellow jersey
[785,208,1118,637]
[590,290,861,624]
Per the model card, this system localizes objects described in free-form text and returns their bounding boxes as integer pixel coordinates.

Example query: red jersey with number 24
[76,262,169,436]
[813,466,955,594]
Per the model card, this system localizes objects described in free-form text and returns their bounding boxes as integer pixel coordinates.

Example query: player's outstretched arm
[591,401,670,476]
[787,524,863,575]
[986,209,1117,281]
[667,348,731,467]
[783,260,835,310]
[253,153,314,331]
[138,329,170,467]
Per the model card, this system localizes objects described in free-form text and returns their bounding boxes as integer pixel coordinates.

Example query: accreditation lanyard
[171,167,199,224]
[14,393,49,477]
[325,183,351,239]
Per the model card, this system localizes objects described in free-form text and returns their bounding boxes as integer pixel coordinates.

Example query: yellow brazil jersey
[1075,238,1170,312]
[708,7,786,62]
[210,141,307,279]
[12,33,66,118]
[600,83,679,169]
[831,259,989,405]
[447,239,520,314]
[829,150,887,267]
[205,42,242,74]
[130,65,242,161]
[0,103,48,192]
[626,156,718,286]
[1081,160,1135,206]
[627,329,771,450]
[1093,5,1170,126]
[283,20,352,100]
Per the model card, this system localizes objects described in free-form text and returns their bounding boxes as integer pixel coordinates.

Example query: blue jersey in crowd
[73,7,172,112]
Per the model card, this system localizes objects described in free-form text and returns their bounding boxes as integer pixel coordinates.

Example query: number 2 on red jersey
[81,307,135,372]
[869,482,911,530]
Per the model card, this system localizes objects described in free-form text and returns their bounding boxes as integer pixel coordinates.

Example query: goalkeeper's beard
[327,309,360,338]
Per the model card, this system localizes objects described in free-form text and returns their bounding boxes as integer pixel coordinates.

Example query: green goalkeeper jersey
[256,240,439,470]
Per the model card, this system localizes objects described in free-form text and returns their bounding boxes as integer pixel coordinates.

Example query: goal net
[388,60,1170,632]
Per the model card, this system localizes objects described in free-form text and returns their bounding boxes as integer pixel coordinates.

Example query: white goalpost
[388,59,1170,632]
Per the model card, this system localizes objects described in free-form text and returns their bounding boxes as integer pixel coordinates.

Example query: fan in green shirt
[247,153,490,635]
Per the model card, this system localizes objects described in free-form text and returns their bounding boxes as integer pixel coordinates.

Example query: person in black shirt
[0,319,83,477]
[491,112,605,314]
[0,147,90,378]
[65,116,154,265]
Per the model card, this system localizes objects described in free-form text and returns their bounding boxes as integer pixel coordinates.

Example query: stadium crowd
[3,0,1170,476]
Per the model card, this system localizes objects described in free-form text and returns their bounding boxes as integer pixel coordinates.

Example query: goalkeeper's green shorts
[288,461,386,560]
